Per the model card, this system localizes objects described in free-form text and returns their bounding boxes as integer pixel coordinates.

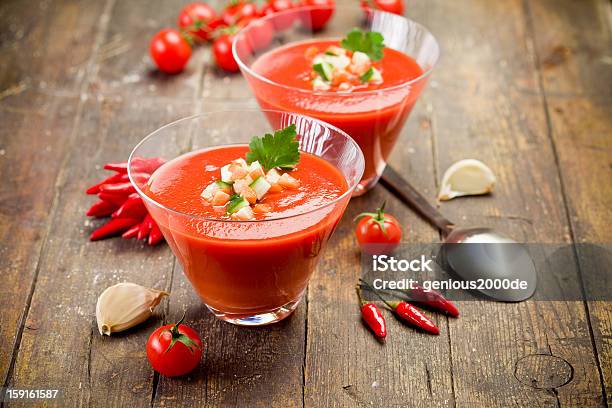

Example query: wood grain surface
[0,0,610,407]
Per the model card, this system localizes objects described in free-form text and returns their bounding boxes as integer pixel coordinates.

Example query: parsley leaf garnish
[246,124,300,171]
[340,28,385,61]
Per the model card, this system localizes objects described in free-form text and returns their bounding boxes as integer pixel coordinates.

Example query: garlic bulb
[96,282,168,336]
[438,159,496,201]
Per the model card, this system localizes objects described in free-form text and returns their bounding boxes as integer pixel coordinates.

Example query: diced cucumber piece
[226,195,250,214]
[232,158,248,169]
[221,164,233,183]
[312,77,330,91]
[233,205,254,220]
[249,160,265,178]
[323,54,350,71]
[313,62,333,81]
[200,182,219,201]
[250,176,271,200]
[369,67,382,83]
[233,176,253,194]
[266,168,281,184]
[215,180,232,192]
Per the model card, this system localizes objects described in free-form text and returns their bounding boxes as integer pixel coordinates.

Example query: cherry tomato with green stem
[222,0,259,25]
[146,314,203,377]
[354,202,403,254]
[149,29,192,74]
[178,3,217,41]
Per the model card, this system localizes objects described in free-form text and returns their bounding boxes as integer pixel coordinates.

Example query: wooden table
[1,0,610,406]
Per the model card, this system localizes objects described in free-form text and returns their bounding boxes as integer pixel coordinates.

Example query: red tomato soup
[142,145,348,316]
[249,39,426,188]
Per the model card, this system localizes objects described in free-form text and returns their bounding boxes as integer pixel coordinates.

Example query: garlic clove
[96,282,168,336]
[438,159,496,201]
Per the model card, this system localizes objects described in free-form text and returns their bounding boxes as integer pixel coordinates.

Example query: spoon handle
[381,166,455,235]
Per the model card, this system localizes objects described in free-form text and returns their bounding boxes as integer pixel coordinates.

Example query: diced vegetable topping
[200,125,302,220]
[308,28,385,92]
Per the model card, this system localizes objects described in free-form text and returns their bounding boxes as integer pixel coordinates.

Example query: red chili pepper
[103,161,129,173]
[104,157,166,174]
[148,218,164,245]
[97,192,130,207]
[122,224,141,239]
[360,279,439,335]
[112,194,147,220]
[98,181,135,195]
[391,301,439,335]
[407,286,459,318]
[85,173,128,195]
[356,286,386,339]
[90,218,140,241]
[86,200,119,218]
[138,214,153,240]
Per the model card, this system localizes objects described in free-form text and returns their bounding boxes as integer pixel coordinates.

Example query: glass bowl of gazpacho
[233,6,439,195]
[128,110,364,326]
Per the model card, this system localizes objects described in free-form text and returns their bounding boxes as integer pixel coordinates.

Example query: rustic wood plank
[526,0,612,403]
[420,0,605,406]
[153,265,306,407]
[7,96,194,407]
[304,98,456,406]
[93,0,210,99]
[0,0,109,386]
[6,1,203,406]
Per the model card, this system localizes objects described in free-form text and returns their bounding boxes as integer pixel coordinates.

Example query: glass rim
[128,109,365,224]
[233,5,440,97]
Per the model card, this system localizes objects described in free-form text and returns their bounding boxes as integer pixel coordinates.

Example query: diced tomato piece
[212,191,231,206]
[278,173,300,189]
[253,203,272,214]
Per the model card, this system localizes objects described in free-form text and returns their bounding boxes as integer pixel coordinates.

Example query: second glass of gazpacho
[128,110,364,326]
[234,6,439,195]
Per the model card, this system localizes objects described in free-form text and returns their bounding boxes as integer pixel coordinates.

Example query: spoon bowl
[441,228,537,301]
[381,167,537,302]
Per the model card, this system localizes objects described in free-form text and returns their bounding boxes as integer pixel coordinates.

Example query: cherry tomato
[222,1,259,25]
[206,17,226,39]
[239,16,275,51]
[149,29,192,74]
[299,0,334,31]
[258,2,275,17]
[146,316,203,377]
[268,0,296,30]
[213,34,240,72]
[354,202,403,254]
[178,3,217,41]
[361,0,404,17]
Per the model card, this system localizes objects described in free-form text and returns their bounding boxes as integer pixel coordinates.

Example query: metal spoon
[380,166,536,302]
